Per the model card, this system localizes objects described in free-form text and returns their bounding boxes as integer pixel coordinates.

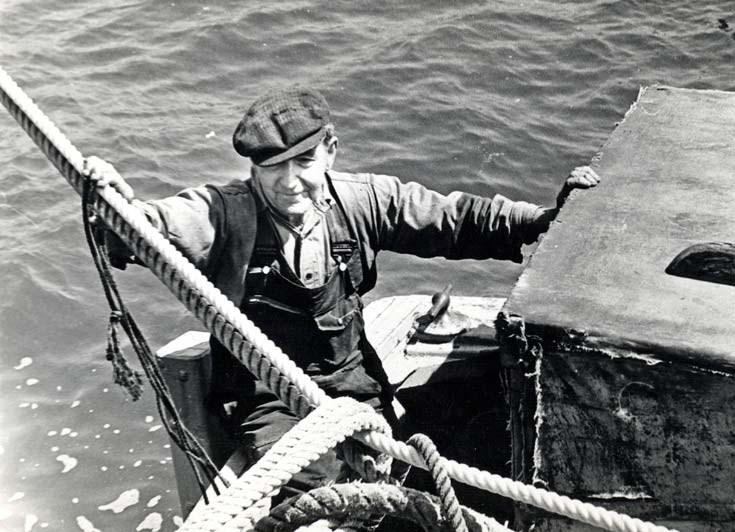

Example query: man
[85,86,599,500]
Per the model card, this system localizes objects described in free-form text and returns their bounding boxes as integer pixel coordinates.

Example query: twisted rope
[0,65,680,532]
[407,434,467,532]
[180,397,392,532]
[256,483,511,532]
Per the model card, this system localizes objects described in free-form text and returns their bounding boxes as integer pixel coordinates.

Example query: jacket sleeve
[135,185,226,274]
[368,173,544,263]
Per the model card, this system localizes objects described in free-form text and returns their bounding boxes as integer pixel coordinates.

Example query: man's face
[253,139,336,223]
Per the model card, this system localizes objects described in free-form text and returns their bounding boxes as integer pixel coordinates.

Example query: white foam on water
[136,512,162,531]
[100,466,108,472]
[71,401,80,408]
[103,424,110,429]
[47,431,57,437]
[113,429,120,434]
[75,515,100,532]
[30,404,38,410]
[60,428,71,436]
[148,425,162,432]
[24,514,38,532]
[8,492,24,502]
[56,454,78,473]
[98,489,139,513]
[72,498,79,504]
[173,516,183,527]
[0,507,11,520]
[205,130,215,139]
[13,357,32,370]
[19,403,30,408]
[25,378,39,386]
[144,416,154,423]
[50,446,59,452]
[133,460,142,468]
[146,495,161,508]
[70,432,78,438]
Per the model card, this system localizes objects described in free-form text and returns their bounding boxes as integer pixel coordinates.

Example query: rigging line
[80,177,226,500]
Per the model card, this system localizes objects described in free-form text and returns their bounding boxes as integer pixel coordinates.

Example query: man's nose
[276,161,301,188]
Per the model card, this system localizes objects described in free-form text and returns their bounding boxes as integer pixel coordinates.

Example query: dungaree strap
[325,185,363,292]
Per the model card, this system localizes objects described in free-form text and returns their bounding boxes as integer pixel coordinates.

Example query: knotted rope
[179,397,392,532]
[257,483,512,532]
[0,65,680,532]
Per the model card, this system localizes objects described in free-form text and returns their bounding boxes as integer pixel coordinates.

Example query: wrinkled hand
[556,165,600,208]
[82,156,135,202]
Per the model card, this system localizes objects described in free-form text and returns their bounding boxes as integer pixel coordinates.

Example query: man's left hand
[557,165,600,208]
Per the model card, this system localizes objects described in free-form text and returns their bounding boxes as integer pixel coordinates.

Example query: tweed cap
[232,87,330,166]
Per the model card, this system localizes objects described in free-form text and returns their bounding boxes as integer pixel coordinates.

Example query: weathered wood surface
[363,295,504,386]
[535,350,735,525]
[156,332,233,518]
[504,86,735,371]
[501,86,735,531]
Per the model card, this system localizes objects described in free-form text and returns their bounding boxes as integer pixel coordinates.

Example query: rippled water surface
[2,1,735,530]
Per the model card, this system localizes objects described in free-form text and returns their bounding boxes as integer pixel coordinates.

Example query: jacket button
[339,263,347,272]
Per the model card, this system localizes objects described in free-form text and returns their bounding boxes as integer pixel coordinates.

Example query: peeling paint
[589,490,653,500]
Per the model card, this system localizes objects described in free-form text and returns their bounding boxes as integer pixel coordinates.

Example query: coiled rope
[180,397,392,532]
[258,483,511,532]
[0,65,680,532]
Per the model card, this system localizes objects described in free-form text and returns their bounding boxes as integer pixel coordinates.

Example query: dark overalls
[220,190,396,500]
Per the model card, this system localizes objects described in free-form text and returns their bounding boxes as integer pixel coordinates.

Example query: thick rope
[81,178,225,499]
[179,397,392,532]
[0,65,680,532]
[407,434,468,532]
[256,483,511,532]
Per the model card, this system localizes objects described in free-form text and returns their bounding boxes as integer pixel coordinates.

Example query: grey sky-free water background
[2,1,735,530]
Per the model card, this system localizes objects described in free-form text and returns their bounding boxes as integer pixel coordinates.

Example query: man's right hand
[82,156,135,202]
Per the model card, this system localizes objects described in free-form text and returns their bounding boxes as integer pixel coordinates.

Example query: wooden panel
[363,295,504,386]
[503,86,735,370]
[530,349,735,526]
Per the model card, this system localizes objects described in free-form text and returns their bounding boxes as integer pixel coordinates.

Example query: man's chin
[276,201,312,219]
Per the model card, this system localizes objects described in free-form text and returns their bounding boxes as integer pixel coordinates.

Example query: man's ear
[326,136,338,169]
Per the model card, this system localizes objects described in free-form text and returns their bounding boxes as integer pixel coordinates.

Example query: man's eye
[297,156,316,165]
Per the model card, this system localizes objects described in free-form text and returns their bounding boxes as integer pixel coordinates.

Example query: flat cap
[232,87,330,166]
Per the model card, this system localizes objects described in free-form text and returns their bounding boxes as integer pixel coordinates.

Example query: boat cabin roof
[503,86,735,370]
